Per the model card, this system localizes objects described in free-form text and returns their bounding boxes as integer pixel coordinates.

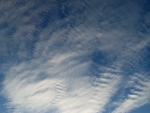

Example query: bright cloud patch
[2,54,121,113]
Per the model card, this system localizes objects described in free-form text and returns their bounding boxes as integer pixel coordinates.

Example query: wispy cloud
[112,74,150,113]
[1,0,150,113]
[2,51,122,113]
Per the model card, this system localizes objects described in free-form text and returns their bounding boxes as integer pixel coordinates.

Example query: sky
[0,0,150,113]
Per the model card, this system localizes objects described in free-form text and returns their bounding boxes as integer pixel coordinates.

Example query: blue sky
[0,0,150,113]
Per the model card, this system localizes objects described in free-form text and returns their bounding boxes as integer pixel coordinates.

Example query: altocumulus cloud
[1,0,150,113]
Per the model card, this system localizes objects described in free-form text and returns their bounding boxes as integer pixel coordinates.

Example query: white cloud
[112,74,150,113]
[1,0,150,113]
[2,51,122,113]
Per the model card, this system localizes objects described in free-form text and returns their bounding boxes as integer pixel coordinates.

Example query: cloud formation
[2,52,120,113]
[1,0,150,113]
[111,74,150,113]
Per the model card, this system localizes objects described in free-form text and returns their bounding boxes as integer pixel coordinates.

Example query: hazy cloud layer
[1,0,150,113]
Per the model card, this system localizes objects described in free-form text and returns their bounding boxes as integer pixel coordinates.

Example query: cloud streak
[112,74,150,113]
